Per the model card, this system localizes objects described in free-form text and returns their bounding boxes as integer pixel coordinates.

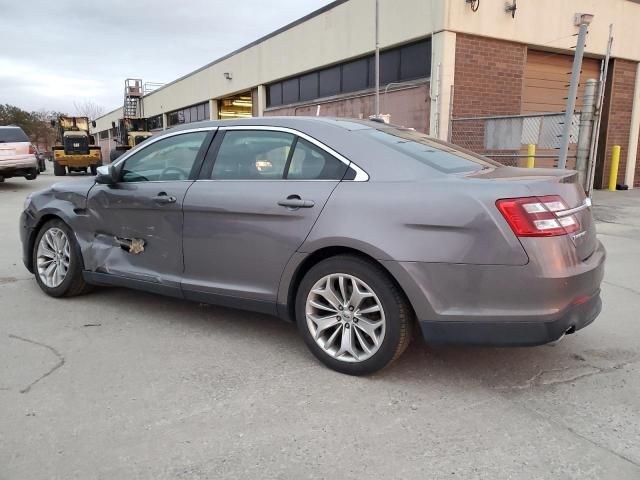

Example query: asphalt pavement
[1,171,639,479]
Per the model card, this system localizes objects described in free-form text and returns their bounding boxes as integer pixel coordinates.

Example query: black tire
[53,161,66,176]
[295,255,413,375]
[32,219,92,298]
[24,168,38,180]
[90,164,98,175]
[110,149,124,162]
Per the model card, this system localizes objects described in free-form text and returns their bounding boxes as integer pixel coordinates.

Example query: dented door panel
[85,181,193,287]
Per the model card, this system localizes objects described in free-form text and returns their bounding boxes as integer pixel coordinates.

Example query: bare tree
[74,100,105,121]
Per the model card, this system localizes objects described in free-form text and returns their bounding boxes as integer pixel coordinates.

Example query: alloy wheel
[306,273,386,363]
[36,227,71,288]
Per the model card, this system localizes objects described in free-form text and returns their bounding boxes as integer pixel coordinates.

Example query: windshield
[361,126,501,174]
[0,127,29,143]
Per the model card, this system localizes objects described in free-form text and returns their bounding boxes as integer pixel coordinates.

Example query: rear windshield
[0,127,29,143]
[361,127,501,174]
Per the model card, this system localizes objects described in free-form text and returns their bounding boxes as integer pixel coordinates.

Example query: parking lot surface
[1,172,640,479]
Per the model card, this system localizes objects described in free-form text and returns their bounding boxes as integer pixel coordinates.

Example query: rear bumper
[0,156,38,175]
[383,240,606,346]
[420,289,601,346]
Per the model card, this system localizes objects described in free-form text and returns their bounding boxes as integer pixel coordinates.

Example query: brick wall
[596,59,638,189]
[452,34,527,117]
[265,84,430,133]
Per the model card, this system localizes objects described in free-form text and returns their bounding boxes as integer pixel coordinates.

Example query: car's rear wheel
[33,219,91,297]
[53,161,66,176]
[296,255,413,375]
[24,168,38,180]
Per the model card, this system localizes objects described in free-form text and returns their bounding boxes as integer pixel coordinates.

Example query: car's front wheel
[33,219,91,297]
[296,255,413,375]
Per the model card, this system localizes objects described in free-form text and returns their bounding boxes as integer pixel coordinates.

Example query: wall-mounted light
[505,0,516,18]
[223,72,233,80]
[574,13,594,26]
[465,0,479,12]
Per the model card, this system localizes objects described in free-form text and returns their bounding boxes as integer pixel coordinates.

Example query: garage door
[523,50,602,114]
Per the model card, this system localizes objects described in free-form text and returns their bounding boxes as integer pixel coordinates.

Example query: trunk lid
[469,167,597,261]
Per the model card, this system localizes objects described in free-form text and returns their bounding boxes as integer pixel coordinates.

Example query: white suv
[0,126,38,182]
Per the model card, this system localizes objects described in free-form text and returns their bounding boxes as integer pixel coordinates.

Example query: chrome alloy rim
[36,227,71,288]
[306,273,386,363]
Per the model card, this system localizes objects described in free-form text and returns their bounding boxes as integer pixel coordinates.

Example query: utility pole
[374,0,380,118]
[576,79,597,189]
[558,13,593,169]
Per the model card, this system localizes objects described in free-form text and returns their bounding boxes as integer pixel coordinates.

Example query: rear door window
[0,127,29,143]
[361,127,501,174]
[286,138,348,180]
[211,130,295,179]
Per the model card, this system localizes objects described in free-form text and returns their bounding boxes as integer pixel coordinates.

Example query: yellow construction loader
[51,116,102,176]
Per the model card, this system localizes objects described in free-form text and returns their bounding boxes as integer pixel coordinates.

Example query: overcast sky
[0,0,334,115]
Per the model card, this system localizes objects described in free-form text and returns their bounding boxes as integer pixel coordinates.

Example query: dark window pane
[121,132,207,182]
[319,66,341,97]
[341,58,368,93]
[0,127,29,142]
[197,103,205,121]
[182,109,190,123]
[167,112,179,126]
[204,102,210,120]
[367,55,375,88]
[190,106,198,123]
[299,72,319,101]
[211,130,295,180]
[380,49,400,85]
[287,138,348,180]
[282,78,300,104]
[268,83,283,107]
[401,40,431,80]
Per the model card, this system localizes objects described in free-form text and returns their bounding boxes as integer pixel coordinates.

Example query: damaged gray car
[20,117,605,375]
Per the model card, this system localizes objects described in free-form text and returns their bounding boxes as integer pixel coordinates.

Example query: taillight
[29,145,35,154]
[496,195,580,237]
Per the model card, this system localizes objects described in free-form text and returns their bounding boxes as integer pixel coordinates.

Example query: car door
[181,126,353,310]
[85,129,213,293]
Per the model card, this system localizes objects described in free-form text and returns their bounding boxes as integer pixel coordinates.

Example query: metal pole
[586,24,613,196]
[558,20,589,169]
[576,79,597,189]
[374,0,380,118]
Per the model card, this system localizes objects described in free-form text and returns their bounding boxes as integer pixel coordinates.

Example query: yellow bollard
[608,145,621,192]
[526,144,535,169]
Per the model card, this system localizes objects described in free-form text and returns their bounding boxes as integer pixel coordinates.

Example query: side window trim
[282,136,299,179]
[199,125,368,182]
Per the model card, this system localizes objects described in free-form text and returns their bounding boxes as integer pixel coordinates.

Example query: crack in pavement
[8,334,65,394]
[602,280,640,297]
[495,358,640,391]
[0,277,32,286]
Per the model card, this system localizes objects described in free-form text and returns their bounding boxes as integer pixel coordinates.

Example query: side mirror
[95,164,119,185]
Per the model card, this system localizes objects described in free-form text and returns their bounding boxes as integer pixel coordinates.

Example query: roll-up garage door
[523,50,602,114]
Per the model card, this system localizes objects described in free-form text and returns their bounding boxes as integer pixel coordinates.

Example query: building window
[99,130,109,140]
[148,114,163,131]
[167,102,209,127]
[266,38,431,108]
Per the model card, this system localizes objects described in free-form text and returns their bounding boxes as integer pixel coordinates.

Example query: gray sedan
[19,117,605,375]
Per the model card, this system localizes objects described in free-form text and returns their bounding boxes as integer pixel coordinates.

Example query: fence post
[608,145,621,191]
[526,144,535,168]
[576,79,597,189]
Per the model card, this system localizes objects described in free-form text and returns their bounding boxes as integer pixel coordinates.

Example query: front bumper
[383,240,606,346]
[20,210,37,273]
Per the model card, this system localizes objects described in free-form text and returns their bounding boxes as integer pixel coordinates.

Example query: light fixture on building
[504,0,516,18]
[224,72,233,80]
[465,0,479,12]
[574,13,594,26]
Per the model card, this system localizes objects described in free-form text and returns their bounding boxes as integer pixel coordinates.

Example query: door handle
[278,195,315,209]
[152,192,177,204]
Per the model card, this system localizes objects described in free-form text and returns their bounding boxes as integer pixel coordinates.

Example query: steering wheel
[160,166,189,180]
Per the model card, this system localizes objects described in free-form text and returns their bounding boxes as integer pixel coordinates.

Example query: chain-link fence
[449,113,580,169]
